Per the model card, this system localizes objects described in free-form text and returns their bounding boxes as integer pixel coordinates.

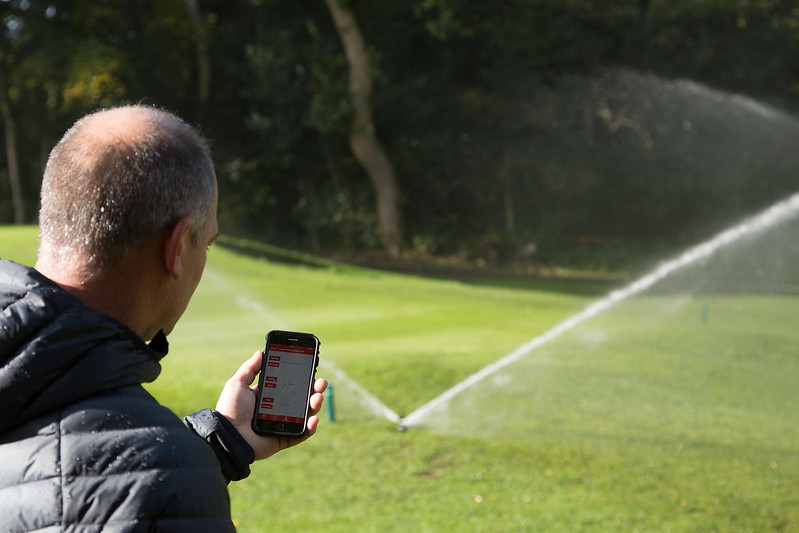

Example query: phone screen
[252,331,319,436]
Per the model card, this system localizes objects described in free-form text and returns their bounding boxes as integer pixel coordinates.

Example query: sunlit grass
[0,225,38,265]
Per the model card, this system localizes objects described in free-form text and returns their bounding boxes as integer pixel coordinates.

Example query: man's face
[185,196,219,301]
[161,183,219,336]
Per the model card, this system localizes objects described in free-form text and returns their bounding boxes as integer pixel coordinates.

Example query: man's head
[39,105,217,273]
[36,105,219,340]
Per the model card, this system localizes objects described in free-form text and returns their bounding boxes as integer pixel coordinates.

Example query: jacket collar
[0,259,166,431]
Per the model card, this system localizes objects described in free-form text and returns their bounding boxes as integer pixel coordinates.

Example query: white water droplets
[400,191,799,428]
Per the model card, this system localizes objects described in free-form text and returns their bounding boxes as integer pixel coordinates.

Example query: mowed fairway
[1,227,797,531]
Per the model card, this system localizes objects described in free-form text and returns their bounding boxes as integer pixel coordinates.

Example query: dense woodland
[3,0,799,272]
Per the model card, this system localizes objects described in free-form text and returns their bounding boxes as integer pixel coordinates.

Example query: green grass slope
[1,227,796,531]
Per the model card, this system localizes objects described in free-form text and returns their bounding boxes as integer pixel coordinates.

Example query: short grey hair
[39,105,216,271]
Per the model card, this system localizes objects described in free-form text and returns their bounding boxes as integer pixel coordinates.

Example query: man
[0,105,326,531]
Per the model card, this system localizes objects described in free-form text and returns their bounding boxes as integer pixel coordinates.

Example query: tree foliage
[3,0,799,270]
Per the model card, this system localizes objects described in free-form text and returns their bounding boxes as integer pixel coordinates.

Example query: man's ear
[163,216,193,279]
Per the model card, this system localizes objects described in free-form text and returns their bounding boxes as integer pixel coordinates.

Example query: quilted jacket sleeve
[183,409,255,483]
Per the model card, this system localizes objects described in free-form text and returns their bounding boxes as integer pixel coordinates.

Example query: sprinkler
[324,384,335,422]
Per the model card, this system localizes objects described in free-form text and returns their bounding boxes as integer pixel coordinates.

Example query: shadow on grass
[218,234,619,297]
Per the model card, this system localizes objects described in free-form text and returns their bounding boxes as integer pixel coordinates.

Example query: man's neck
[35,248,163,341]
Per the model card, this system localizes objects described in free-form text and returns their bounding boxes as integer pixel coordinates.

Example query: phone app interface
[256,342,315,424]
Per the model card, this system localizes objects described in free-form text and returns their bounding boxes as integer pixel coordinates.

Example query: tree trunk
[498,150,516,234]
[323,0,402,259]
[0,57,25,225]
[185,0,211,105]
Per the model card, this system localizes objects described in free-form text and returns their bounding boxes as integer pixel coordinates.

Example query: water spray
[398,191,799,429]
[210,190,799,431]
[324,360,402,424]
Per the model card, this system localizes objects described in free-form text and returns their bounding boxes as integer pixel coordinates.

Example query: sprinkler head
[396,422,407,432]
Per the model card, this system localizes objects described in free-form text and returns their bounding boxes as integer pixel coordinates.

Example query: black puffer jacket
[0,260,254,532]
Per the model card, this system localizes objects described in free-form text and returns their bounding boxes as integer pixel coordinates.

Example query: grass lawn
[1,226,797,531]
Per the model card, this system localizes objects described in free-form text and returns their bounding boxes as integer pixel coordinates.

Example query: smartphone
[252,330,320,437]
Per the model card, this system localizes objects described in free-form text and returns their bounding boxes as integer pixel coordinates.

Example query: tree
[323,0,402,258]
[185,0,211,107]
[0,55,24,224]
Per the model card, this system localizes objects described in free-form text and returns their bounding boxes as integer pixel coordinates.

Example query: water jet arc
[400,191,799,428]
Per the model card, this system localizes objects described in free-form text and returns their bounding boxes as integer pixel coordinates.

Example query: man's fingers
[313,378,328,394]
[232,351,262,387]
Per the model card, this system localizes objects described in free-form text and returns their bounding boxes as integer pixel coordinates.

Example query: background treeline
[3,0,799,273]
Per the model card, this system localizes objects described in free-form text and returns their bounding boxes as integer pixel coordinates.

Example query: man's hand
[215,351,327,460]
